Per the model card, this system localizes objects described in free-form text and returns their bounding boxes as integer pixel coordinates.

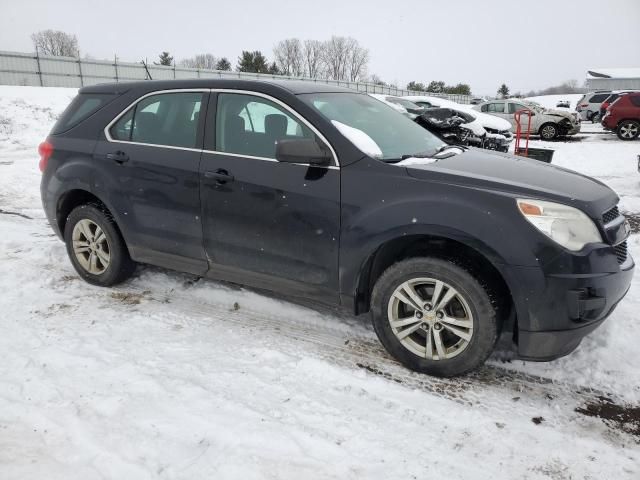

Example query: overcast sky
[1,0,638,95]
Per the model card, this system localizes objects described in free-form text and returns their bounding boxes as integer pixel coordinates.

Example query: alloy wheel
[619,122,639,139]
[72,219,110,274]
[541,125,556,139]
[387,277,474,360]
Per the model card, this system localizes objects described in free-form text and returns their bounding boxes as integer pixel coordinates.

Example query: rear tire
[616,120,640,141]
[591,112,602,123]
[539,123,558,140]
[370,257,498,377]
[64,204,136,286]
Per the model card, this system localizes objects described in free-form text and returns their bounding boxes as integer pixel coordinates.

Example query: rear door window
[52,93,118,134]
[630,96,640,108]
[110,92,204,148]
[487,102,505,113]
[508,103,530,114]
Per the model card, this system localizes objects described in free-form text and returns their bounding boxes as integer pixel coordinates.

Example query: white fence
[0,50,472,103]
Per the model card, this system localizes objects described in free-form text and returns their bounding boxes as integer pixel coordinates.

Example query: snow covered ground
[1,86,639,480]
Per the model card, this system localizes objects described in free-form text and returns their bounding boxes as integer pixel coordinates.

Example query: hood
[545,108,574,118]
[404,149,617,215]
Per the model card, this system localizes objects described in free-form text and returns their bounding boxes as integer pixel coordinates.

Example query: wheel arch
[352,233,515,330]
[56,188,130,250]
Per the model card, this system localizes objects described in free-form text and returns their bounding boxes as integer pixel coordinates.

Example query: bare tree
[273,38,304,76]
[321,36,369,81]
[180,53,218,69]
[31,30,79,57]
[302,39,324,78]
[348,40,369,81]
[322,36,350,80]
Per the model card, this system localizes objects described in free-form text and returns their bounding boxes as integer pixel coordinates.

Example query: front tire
[370,258,498,377]
[617,120,640,141]
[539,123,558,140]
[64,204,135,286]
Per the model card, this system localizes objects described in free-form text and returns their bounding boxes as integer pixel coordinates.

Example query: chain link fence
[0,50,471,104]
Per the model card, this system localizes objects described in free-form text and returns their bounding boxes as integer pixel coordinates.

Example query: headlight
[516,199,602,251]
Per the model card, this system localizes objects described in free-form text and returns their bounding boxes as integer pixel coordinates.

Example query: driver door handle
[204,169,234,184]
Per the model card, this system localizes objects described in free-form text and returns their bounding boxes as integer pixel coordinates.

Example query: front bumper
[501,248,634,361]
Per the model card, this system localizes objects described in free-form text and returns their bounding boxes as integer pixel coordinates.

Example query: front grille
[615,241,628,264]
[602,206,619,224]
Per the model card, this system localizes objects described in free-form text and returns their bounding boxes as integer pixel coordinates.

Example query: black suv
[40,79,634,377]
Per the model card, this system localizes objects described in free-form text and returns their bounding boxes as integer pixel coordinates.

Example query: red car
[602,92,640,140]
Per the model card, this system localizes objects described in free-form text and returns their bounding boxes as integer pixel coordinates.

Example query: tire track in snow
[102,279,639,446]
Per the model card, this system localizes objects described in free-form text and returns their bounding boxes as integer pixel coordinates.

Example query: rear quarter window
[51,93,118,134]
[589,93,610,103]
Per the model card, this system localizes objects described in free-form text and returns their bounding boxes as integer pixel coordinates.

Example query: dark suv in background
[40,79,634,377]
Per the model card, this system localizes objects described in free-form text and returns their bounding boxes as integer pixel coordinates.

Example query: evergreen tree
[268,62,281,75]
[215,57,231,71]
[426,80,446,93]
[156,51,174,66]
[236,51,269,73]
[497,83,510,98]
[407,81,426,91]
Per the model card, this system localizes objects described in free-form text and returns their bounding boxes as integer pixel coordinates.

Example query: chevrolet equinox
[40,79,634,377]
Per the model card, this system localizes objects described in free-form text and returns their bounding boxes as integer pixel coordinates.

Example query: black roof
[80,78,355,95]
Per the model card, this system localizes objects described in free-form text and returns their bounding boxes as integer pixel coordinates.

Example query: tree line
[30,30,371,83]
[405,80,472,96]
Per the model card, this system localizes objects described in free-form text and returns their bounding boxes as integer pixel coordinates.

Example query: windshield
[299,92,443,160]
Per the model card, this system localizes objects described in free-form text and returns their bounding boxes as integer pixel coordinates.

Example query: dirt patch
[110,291,145,305]
[575,396,640,440]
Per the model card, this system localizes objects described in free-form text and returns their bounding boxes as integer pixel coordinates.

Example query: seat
[224,115,246,153]
[132,112,161,144]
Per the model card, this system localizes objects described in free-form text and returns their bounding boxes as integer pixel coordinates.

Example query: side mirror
[275,138,332,166]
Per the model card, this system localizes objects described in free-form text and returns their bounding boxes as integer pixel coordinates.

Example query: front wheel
[539,123,558,140]
[370,258,498,377]
[617,120,640,141]
[64,204,136,286]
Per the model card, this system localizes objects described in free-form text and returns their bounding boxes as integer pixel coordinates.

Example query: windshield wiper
[434,144,468,154]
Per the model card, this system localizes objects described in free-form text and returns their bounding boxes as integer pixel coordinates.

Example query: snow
[525,94,584,111]
[1,86,640,479]
[588,68,640,79]
[331,119,383,158]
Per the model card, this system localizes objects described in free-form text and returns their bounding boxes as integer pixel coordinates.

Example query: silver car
[474,99,581,140]
[576,91,611,121]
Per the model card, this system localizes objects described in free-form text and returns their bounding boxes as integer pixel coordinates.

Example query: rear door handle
[106,151,129,164]
[204,169,234,184]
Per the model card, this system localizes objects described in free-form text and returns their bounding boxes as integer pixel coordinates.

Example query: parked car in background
[602,92,640,140]
[470,97,488,105]
[404,95,514,144]
[368,94,408,115]
[475,99,581,140]
[575,91,611,121]
[369,94,427,118]
[556,100,570,108]
[40,79,633,377]
[598,91,639,121]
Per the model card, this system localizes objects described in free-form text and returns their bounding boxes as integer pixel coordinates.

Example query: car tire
[63,204,136,286]
[539,123,558,140]
[616,120,640,141]
[591,112,602,123]
[370,257,498,377]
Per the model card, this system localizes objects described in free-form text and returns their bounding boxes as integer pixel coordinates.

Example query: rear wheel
[64,204,135,286]
[591,112,602,123]
[617,120,640,141]
[370,258,498,377]
[539,123,558,140]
